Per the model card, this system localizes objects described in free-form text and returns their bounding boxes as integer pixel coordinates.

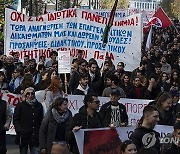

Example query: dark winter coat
[127,86,151,99]
[158,110,175,126]
[99,101,128,127]
[13,101,44,146]
[39,109,72,154]
[163,143,180,154]
[66,106,103,154]
[0,100,7,153]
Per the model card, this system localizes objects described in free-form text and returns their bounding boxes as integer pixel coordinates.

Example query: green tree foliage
[160,0,180,19]
[100,0,129,9]
[0,0,15,40]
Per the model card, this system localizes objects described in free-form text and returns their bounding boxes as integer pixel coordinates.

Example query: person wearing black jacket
[0,99,12,154]
[99,89,128,127]
[66,94,102,154]
[13,87,44,154]
[73,73,93,95]
[156,93,175,126]
[130,105,160,153]
[163,121,180,154]
[39,97,72,154]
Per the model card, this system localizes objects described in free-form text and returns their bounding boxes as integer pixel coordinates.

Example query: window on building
[137,2,139,8]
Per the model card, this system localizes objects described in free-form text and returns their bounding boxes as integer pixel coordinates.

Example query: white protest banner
[67,95,151,125]
[35,93,152,125]
[58,50,71,74]
[74,125,173,154]
[0,92,22,135]
[0,92,21,110]
[95,9,154,25]
[5,8,142,71]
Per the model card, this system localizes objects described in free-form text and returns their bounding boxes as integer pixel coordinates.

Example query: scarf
[26,98,37,106]
[52,108,70,123]
[77,84,89,95]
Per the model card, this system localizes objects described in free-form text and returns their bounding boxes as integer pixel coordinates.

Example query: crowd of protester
[0,21,179,154]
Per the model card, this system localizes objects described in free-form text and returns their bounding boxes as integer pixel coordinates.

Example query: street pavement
[6,135,19,154]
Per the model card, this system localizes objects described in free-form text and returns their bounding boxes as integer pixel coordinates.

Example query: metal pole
[29,0,33,16]
[56,0,58,11]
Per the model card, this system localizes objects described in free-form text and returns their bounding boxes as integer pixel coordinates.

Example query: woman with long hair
[120,74,132,96]
[45,76,64,108]
[39,97,72,154]
[35,70,49,91]
[170,69,180,90]
[120,140,137,154]
[157,72,170,92]
[156,93,175,126]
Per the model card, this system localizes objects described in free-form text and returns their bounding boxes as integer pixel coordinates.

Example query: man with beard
[73,73,92,95]
[66,93,102,154]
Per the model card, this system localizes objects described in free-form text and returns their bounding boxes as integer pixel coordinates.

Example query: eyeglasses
[81,65,86,67]
[52,141,70,150]
[26,92,35,96]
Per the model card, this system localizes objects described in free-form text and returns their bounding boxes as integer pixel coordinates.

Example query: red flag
[102,0,118,44]
[143,7,173,33]
[153,7,173,28]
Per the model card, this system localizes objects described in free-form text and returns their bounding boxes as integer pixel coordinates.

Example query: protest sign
[74,125,173,154]
[5,8,142,71]
[58,50,71,74]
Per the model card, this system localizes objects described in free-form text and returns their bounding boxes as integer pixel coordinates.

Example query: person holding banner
[66,93,102,154]
[130,105,160,152]
[100,89,128,127]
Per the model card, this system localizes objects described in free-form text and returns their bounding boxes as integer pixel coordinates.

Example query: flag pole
[64,73,68,94]
[173,24,180,35]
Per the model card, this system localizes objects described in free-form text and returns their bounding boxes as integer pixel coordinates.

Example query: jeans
[20,146,39,154]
